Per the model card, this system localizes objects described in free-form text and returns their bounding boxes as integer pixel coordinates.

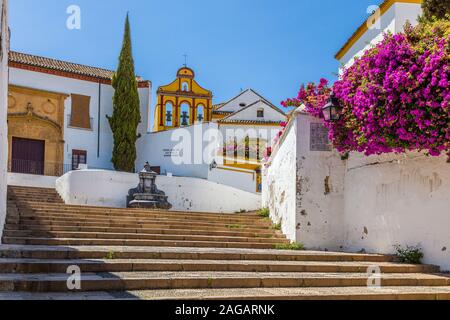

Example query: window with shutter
[72,150,87,170]
[70,94,91,129]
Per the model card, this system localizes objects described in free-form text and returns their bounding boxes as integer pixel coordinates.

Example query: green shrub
[105,251,116,260]
[394,245,424,264]
[258,207,270,218]
[420,0,450,23]
[275,243,305,251]
[272,222,282,231]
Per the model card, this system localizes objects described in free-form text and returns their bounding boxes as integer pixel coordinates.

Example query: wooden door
[11,137,45,175]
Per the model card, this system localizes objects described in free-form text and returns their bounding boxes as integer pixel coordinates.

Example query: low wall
[56,169,261,213]
[344,152,450,271]
[208,166,257,194]
[263,109,450,270]
[294,114,346,251]
[263,112,346,248]
[7,173,58,189]
[262,118,298,241]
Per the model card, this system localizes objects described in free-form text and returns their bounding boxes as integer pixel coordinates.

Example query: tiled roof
[9,51,148,84]
[213,110,233,115]
[219,100,287,123]
[212,103,225,110]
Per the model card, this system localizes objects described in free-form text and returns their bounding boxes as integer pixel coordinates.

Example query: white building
[7,51,151,174]
[0,0,9,240]
[213,88,287,148]
[138,86,287,193]
[336,0,422,69]
[264,0,450,271]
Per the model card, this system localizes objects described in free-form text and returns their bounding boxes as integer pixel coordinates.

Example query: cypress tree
[108,14,141,172]
[420,0,450,22]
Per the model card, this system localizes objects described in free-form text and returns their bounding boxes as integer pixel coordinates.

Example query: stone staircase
[0,185,449,300]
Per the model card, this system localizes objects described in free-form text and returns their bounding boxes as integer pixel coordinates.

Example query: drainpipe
[97,81,101,158]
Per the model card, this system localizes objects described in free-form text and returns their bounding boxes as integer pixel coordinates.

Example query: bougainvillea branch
[282,19,450,157]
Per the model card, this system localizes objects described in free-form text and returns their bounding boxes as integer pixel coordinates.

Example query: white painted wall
[262,118,298,241]
[137,123,217,179]
[263,111,346,247]
[9,67,151,171]
[7,172,57,189]
[218,89,264,113]
[339,2,422,69]
[264,112,450,270]
[208,166,257,194]
[225,100,286,122]
[56,169,261,213]
[0,0,9,242]
[294,114,346,251]
[344,152,450,271]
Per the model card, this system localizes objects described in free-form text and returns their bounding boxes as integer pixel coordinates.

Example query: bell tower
[153,67,213,132]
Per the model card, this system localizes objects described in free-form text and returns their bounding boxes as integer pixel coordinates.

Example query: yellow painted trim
[335,0,422,60]
[217,166,256,178]
[9,85,70,99]
[218,122,282,127]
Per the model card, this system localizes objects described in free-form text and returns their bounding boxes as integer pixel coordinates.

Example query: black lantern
[322,94,341,122]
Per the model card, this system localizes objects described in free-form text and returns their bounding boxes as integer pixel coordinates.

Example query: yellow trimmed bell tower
[153,67,213,132]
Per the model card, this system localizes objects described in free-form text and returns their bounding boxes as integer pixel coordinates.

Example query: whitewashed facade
[264,0,450,270]
[8,53,151,171]
[336,0,422,69]
[0,0,9,241]
[263,111,450,271]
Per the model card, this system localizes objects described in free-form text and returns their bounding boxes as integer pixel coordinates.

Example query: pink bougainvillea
[282,20,450,157]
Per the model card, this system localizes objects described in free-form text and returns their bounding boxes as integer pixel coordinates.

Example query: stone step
[19,206,263,222]
[0,245,395,262]
[3,230,289,245]
[1,287,450,300]
[8,220,274,234]
[4,224,284,239]
[102,286,450,300]
[12,212,272,228]
[0,258,438,274]
[0,271,448,292]
[2,237,283,250]
[8,196,61,201]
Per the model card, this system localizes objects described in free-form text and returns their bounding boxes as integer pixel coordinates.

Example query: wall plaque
[310,123,331,151]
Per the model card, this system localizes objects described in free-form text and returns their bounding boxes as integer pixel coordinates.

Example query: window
[165,102,173,126]
[196,104,204,123]
[239,103,247,107]
[180,103,190,126]
[257,108,264,118]
[182,82,189,92]
[72,150,87,170]
[70,94,91,129]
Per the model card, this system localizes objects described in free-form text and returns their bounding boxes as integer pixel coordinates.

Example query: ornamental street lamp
[322,94,341,122]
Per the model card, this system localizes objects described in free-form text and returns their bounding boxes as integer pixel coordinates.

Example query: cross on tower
[183,54,188,68]
[181,111,190,126]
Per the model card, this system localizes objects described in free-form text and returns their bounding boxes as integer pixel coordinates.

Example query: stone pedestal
[127,165,172,210]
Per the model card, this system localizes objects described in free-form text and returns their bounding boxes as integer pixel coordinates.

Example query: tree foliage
[107,14,141,172]
[420,0,450,23]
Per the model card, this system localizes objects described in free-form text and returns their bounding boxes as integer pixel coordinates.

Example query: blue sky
[9,0,381,109]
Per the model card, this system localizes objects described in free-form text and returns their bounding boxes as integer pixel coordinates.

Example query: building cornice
[335,0,422,60]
